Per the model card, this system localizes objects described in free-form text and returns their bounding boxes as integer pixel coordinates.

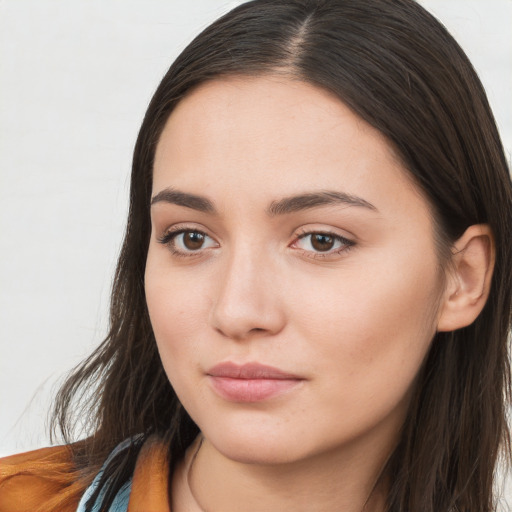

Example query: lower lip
[208,376,302,402]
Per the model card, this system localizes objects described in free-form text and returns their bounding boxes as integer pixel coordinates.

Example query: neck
[178,433,393,512]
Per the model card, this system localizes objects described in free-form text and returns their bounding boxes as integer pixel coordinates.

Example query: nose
[209,244,286,341]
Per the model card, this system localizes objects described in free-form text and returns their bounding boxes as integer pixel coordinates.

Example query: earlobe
[437,224,495,332]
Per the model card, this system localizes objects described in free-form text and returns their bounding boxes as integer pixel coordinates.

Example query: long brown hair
[51,1,512,510]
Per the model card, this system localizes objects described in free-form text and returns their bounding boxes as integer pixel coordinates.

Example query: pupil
[184,232,204,250]
[312,234,334,252]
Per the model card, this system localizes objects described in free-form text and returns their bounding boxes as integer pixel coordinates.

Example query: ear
[437,224,495,332]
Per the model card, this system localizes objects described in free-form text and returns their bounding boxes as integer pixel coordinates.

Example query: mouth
[206,362,304,402]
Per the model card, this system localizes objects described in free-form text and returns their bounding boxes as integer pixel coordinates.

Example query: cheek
[293,249,443,416]
[144,251,209,377]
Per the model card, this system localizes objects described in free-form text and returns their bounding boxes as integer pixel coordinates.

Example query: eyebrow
[267,191,377,215]
[150,187,377,215]
[151,188,215,213]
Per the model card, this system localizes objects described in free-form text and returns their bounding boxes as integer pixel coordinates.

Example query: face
[145,76,446,466]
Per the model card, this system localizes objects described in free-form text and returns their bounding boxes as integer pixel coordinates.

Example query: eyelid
[290,228,355,259]
[157,224,219,257]
[156,223,355,260]
[157,222,215,241]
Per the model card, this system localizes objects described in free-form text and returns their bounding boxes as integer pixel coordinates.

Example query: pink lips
[207,362,303,402]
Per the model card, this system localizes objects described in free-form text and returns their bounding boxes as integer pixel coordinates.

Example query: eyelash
[157,227,214,259]
[157,226,355,260]
[294,229,355,259]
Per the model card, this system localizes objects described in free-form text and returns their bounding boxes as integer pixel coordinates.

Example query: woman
[1,0,510,511]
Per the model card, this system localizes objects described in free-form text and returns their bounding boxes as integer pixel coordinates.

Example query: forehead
[153,75,427,218]
[156,75,399,166]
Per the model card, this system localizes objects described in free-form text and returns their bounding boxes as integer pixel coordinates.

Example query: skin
[144,75,453,511]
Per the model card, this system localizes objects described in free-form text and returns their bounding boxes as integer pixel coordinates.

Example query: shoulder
[0,444,86,512]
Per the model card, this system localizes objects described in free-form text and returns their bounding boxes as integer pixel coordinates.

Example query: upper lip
[207,362,303,380]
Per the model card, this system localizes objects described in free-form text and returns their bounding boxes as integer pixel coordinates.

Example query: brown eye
[293,231,354,257]
[310,234,335,252]
[183,231,205,250]
[158,228,218,256]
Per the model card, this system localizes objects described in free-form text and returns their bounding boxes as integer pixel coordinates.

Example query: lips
[206,362,304,402]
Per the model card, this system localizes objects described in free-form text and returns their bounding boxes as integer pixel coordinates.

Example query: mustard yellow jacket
[0,437,170,512]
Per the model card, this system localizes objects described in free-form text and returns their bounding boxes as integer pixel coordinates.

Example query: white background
[1,0,511,505]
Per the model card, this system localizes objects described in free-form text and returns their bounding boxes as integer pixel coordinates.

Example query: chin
[203,417,355,469]
[213,436,301,466]
[200,420,310,465]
